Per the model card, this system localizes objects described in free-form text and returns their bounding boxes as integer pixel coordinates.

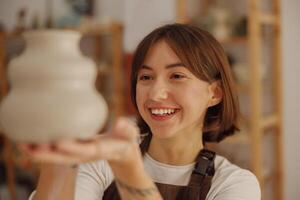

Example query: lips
[148,107,180,121]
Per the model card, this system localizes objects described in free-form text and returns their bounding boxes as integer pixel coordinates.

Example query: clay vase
[0,30,108,142]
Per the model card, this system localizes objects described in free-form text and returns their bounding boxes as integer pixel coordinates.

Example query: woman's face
[136,40,216,139]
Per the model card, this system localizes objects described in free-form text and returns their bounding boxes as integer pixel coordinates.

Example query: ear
[208,81,223,107]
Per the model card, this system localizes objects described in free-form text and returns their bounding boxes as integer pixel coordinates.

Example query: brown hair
[130,23,240,143]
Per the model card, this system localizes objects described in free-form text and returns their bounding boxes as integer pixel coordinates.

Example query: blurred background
[0,0,299,199]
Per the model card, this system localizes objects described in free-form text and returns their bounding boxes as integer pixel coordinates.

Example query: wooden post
[3,138,16,200]
[248,0,263,184]
[0,32,8,97]
[0,32,16,200]
[110,23,124,118]
[272,0,284,199]
[176,0,188,23]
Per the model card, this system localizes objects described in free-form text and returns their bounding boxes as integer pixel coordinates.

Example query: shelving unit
[0,31,16,200]
[78,22,124,119]
[176,0,283,200]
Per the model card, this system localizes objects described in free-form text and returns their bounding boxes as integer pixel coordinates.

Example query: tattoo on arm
[115,179,159,197]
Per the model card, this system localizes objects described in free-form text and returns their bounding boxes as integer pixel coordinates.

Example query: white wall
[93,0,123,23]
[0,0,124,31]
[123,0,176,52]
[0,0,176,52]
[0,0,47,30]
[282,0,300,199]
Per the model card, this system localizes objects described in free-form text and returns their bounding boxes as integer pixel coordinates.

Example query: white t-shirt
[74,154,260,200]
[29,154,261,200]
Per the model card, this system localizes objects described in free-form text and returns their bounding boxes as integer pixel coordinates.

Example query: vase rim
[23,29,81,38]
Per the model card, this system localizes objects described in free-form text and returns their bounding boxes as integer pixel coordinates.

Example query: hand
[18,117,141,167]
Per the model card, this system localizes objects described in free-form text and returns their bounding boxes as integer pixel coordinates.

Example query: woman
[23,23,260,200]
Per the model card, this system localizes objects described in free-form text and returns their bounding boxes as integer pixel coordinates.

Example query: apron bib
[103,135,215,200]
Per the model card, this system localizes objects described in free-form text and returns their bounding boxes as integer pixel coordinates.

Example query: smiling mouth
[148,108,180,120]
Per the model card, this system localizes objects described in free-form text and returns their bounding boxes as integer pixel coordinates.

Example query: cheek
[136,85,146,112]
[181,87,211,112]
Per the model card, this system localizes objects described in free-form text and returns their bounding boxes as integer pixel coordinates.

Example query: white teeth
[159,109,164,115]
[151,108,176,115]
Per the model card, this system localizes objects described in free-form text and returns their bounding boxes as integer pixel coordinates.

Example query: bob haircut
[130,23,240,143]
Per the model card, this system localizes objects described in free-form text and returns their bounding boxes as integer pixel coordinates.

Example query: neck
[147,131,203,165]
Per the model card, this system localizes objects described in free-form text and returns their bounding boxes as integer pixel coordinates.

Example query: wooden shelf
[222,133,249,144]
[237,84,250,93]
[261,114,279,130]
[213,115,279,145]
[81,22,124,118]
[262,168,274,186]
[78,22,123,36]
[259,13,279,26]
[219,36,248,45]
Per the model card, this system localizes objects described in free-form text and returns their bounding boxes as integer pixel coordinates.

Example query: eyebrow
[141,63,186,70]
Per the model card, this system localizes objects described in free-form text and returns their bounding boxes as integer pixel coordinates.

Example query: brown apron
[103,135,215,200]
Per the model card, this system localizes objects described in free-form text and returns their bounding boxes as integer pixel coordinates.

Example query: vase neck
[23,30,81,54]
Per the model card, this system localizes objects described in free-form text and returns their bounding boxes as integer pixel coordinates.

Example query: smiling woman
[25,23,260,200]
[131,24,239,143]
[135,41,215,141]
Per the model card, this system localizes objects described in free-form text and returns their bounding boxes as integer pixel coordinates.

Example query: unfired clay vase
[0,30,108,142]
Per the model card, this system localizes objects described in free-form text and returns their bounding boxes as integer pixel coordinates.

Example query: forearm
[109,148,163,200]
[33,163,77,200]
[114,170,162,200]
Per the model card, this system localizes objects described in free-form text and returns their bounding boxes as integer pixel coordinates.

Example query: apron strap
[188,148,215,199]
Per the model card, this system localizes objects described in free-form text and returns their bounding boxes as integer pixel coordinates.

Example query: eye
[171,73,186,80]
[138,74,152,81]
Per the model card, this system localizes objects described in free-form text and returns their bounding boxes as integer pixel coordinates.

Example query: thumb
[111,117,140,142]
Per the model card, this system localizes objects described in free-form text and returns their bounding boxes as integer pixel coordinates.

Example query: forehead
[139,63,187,72]
[142,40,181,66]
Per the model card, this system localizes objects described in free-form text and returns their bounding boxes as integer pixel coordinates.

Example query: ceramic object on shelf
[211,7,232,41]
[0,30,108,142]
[233,62,267,85]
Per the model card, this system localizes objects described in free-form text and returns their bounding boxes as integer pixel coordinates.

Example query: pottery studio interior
[0,0,299,200]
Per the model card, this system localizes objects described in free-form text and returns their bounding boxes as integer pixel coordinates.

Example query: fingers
[53,118,140,163]
[24,149,80,165]
[55,135,133,162]
[54,138,102,161]
[18,143,53,156]
[18,136,134,165]
[111,117,140,142]
[18,143,83,165]
[17,117,141,165]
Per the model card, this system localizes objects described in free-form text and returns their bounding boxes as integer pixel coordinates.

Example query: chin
[150,127,176,139]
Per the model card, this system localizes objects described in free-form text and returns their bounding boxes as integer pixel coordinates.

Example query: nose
[148,79,169,101]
